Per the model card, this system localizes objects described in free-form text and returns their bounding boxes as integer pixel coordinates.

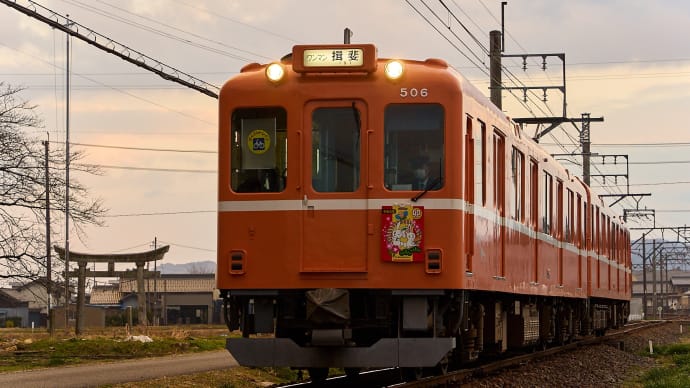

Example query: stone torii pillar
[53,245,169,335]
[136,261,146,325]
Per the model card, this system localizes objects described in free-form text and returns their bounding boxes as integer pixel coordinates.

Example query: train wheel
[308,368,328,382]
[435,355,449,375]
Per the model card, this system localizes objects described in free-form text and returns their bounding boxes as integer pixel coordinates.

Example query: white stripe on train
[218,198,631,274]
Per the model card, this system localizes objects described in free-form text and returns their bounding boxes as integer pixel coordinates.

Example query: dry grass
[0,325,295,387]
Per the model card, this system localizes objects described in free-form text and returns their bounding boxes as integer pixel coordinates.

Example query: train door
[530,159,538,283]
[300,100,368,272]
[556,180,564,286]
[464,115,475,274]
[492,130,505,278]
[577,194,583,289]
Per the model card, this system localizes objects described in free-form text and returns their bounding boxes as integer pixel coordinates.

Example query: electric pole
[43,138,53,335]
[64,16,71,330]
[489,30,502,109]
[581,113,591,186]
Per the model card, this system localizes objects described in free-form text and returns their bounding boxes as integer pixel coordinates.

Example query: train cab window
[311,107,361,192]
[384,104,444,191]
[230,107,287,193]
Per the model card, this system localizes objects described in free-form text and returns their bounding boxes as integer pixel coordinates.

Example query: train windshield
[230,107,287,193]
[311,107,361,192]
[384,104,444,191]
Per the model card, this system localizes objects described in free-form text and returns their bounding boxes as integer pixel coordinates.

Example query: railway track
[277,320,667,388]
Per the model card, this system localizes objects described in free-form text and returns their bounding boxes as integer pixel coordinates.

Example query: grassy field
[0,325,301,387]
[0,325,228,372]
[637,341,690,387]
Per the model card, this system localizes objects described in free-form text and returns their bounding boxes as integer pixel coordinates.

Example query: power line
[569,58,690,66]
[628,160,690,165]
[541,141,690,148]
[405,0,489,75]
[158,239,215,253]
[0,41,216,127]
[106,210,215,217]
[593,181,690,188]
[439,0,488,54]
[62,141,216,154]
[407,1,544,117]
[59,0,264,63]
[559,159,690,166]
[79,164,215,173]
[170,0,300,44]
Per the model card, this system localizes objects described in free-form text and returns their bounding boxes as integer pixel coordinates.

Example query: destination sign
[292,44,377,73]
[303,48,364,67]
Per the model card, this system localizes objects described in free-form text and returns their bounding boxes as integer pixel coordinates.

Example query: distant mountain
[158,260,215,274]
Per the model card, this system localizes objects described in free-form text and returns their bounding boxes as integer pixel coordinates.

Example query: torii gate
[53,245,169,334]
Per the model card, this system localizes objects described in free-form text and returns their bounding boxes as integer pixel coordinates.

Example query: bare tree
[0,83,106,282]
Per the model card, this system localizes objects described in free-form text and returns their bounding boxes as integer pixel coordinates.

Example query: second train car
[216,43,631,379]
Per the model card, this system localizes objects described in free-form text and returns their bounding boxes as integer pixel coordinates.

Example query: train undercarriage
[223,288,629,380]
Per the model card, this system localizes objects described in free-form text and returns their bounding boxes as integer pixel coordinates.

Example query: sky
[0,0,689,272]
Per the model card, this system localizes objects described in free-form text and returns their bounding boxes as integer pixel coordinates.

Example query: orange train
[216,44,630,379]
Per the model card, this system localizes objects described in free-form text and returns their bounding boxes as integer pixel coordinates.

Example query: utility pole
[43,138,53,335]
[64,16,72,331]
[652,240,657,315]
[642,233,647,318]
[581,113,591,186]
[153,237,158,326]
[489,30,502,109]
[343,28,352,44]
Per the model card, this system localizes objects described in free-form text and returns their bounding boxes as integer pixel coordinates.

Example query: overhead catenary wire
[405,0,490,76]
[60,0,268,63]
[0,41,216,127]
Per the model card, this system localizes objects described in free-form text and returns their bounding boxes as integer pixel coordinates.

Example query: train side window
[530,160,538,229]
[475,120,486,205]
[584,202,590,250]
[541,171,552,234]
[607,216,613,258]
[565,188,574,243]
[573,194,583,249]
[311,107,361,192]
[614,224,619,263]
[230,107,287,193]
[592,206,597,253]
[510,147,525,222]
[554,178,567,240]
[492,130,505,213]
[384,104,444,191]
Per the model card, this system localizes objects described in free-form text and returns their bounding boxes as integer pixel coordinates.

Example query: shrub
[4,317,21,328]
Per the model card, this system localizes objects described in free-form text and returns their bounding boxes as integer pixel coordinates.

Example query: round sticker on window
[247,129,271,155]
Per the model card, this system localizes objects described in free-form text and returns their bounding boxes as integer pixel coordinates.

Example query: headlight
[385,60,404,80]
[266,63,285,83]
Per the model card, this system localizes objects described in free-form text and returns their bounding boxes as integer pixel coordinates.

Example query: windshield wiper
[411,177,442,202]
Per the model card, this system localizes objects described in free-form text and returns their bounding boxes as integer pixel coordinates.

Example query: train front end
[216,44,465,374]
